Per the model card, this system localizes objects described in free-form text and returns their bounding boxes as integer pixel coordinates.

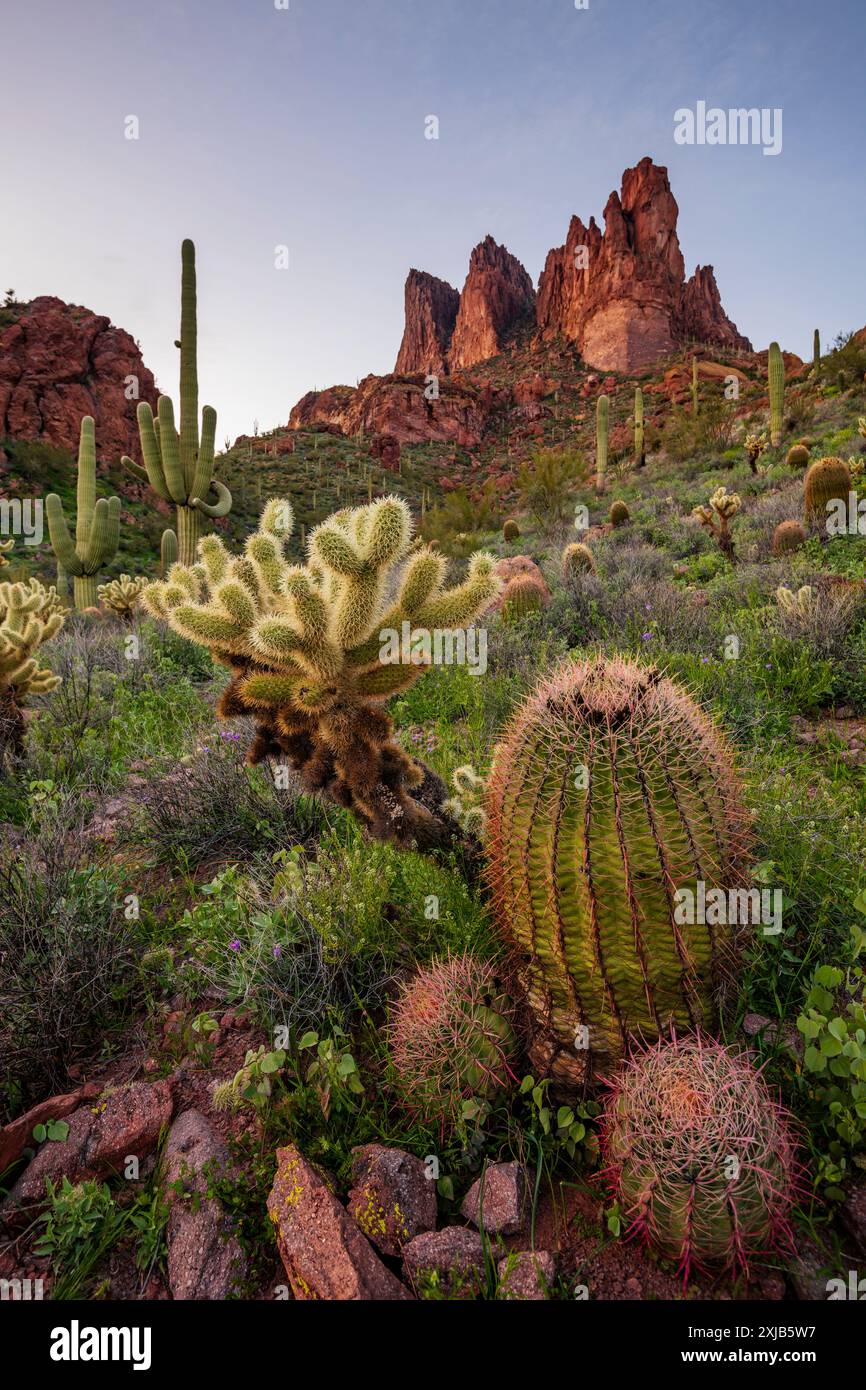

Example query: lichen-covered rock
[347,1144,437,1257]
[461,1161,527,1235]
[267,1145,412,1301]
[162,1110,246,1300]
[402,1227,486,1299]
[4,1081,172,1206]
[497,1250,557,1300]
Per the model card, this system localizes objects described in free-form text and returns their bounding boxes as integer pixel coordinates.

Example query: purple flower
[272,944,282,959]
[701,656,710,664]
[642,631,653,641]
[229,939,241,952]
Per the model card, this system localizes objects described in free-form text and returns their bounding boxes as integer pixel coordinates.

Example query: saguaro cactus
[0,578,65,760]
[595,394,609,491]
[485,657,751,1088]
[122,240,232,565]
[45,416,120,609]
[633,387,645,466]
[812,328,820,374]
[691,357,699,416]
[768,341,785,447]
[160,528,178,576]
[142,495,500,850]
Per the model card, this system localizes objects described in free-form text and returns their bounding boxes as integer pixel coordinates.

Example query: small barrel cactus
[561,541,596,579]
[608,500,630,528]
[804,456,852,527]
[501,573,548,620]
[772,519,805,556]
[786,443,810,468]
[600,1034,798,1282]
[503,518,520,542]
[485,657,751,1088]
[389,954,517,1131]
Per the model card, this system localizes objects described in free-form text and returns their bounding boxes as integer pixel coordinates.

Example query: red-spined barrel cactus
[600,1034,798,1282]
[485,657,751,1088]
[389,954,516,1131]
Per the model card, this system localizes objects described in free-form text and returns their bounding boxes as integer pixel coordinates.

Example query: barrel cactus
[609,500,630,528]
[804,456,851,527]
[389,953,516,1132]
[45,416,120,609]
[503,518,520,542]
[600,1034,798,1282]
[768,341,785,447]
[561,541,596,579]
[142,495,499,850]
[122,240,232,565]
[485,657,751,1088]
[786,443,809,468]
[772,519,805,556]
[501,573,548,620]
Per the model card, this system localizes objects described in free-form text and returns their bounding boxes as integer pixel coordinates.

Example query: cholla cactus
[561,541,596,579]
[0,578,65,760]
[858,417,866,442]
[142,495,500,850]
[389,953,516,1133]
[775,584,815,619]
[97,574,148,620]
[122,241,232,565]
[0,539,13,569]
[45,416,120,609]
[441,764,488,838]
[600,1034,798,1283]
[744,432,767,473]
[848,455,865,481]
[693,486,741,562]
[771,520,805,556]
[609,499,630,528]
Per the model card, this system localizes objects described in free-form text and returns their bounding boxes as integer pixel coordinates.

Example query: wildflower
[229,939,241,952]
[272,944,282,959]
[642,631,653,641]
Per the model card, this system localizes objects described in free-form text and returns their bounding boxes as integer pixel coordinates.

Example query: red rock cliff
[449,236,536,370]
[394,270,460,376]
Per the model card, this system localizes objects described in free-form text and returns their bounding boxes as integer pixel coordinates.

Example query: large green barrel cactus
[768,341,785,447]
[595,394,609,491]
[122,240,231,565]
[485,657,751,1088]
[45,416,120,609]
[804,455,851,527]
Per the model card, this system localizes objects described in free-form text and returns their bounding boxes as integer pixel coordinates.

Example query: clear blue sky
[2,0,863,443]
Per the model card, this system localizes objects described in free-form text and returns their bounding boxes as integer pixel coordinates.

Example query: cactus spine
[485,657,751,1088]
[600,1035,797,1282]
[142,495,500,849]
[122,240,232,565]
[634,387,645,466]
[595,394,609,491]
[768,341,785,447]
[804,456,852,527]
[45,416,120,609]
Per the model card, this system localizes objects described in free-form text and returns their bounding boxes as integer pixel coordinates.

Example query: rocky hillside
[0,295,157,464]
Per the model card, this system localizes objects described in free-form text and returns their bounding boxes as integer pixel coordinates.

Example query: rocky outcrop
[536,157,750,371]
[394,271,460,376]
[449,237,535,370]
[0,297,158,460]
[289,373,493,448]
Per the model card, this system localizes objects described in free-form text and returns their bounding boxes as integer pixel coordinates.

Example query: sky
[1,0,864,444]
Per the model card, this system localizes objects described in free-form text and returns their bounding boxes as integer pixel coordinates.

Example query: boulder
[347,1144,437,1257]
[162,1110,246,1300]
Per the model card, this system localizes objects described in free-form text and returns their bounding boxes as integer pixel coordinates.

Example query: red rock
[0,1084,98,1178]
[461,1161,528,1235]
[497,1250,557,1300]
[4,1081,173,1206]
[289,375,491,449]
[369,432,401,472]
[536,158,750,372]
[162,1110,246,1300]
[0,296,157,461]
[267,1145,412,1301]
[449,237,535,370]
[402,1227,486,1298]
[347,1144,437,1257]
[394,270,460,375]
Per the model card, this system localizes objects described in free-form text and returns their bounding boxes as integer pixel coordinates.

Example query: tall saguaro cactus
[46,416,120,609]
[633,387,645,466]
[122,240,232,565]
[595,394,609,491]
[812,328,821,375]
[691,356,699,416]
[768,341,785,447]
